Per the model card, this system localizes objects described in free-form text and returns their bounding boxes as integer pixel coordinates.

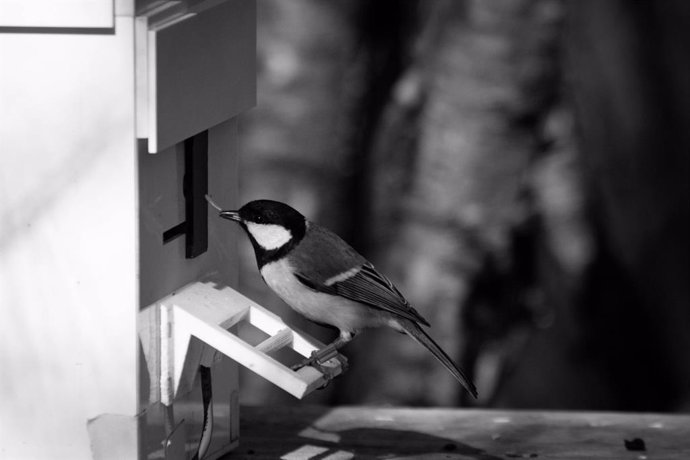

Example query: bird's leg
[292,331,353,372]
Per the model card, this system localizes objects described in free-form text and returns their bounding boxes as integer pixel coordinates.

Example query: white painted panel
[145,0,256,152]
[0,16,136,459]
[0,0,113,29]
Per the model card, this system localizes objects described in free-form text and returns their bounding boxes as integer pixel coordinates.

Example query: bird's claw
[290,355,332,389]
[291,351,348,390]
[291,350,320,371]
[333,353,349,372]
[315,354,349,389]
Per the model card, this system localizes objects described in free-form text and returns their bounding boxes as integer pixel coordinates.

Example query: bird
[213,198,477,398]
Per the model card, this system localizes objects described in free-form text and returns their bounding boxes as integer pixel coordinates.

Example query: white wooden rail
[138,279,346,404]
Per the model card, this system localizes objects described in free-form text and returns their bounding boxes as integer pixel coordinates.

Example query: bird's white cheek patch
[246,222,292,250]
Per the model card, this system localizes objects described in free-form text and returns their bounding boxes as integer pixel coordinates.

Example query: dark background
[234,0,689,412]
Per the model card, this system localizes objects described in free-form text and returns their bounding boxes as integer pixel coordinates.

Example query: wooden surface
[223,406,690,460]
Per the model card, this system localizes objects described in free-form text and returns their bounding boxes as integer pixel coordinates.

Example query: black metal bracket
[162,130,208,259]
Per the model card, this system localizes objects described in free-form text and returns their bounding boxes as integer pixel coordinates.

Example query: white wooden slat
[247,302,324,357]
[171,305,313,399]
[198,280,325,357]
[255,328,294,354]
[166,280,249,325]
[140,280,347,402]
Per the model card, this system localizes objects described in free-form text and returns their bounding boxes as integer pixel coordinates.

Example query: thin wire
[205,194,223,212]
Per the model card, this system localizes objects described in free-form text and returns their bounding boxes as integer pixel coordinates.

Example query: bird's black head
[220,200,307,267]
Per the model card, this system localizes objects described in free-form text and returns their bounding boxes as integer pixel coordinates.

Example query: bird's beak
[219,210,241,222]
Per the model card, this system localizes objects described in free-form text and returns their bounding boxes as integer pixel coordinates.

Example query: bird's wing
[291,223,430,326]
[296,262,430,327]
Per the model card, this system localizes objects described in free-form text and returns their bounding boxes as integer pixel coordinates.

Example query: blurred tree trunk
[236,0,688,411]
[564,0,690,410]
[338,0,564,405]
[490,0,690,411]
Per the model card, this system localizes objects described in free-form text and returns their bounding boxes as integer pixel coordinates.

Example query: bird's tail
[400,320,478,399]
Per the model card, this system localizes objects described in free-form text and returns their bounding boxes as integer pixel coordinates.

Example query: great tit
[216,198,477,398]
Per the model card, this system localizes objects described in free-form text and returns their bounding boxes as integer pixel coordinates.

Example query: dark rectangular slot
[183,130,209,258]
[162,221,187,244]
[161,130,209,259]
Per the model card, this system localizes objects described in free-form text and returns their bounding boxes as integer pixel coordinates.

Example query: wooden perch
[139,279,347,404]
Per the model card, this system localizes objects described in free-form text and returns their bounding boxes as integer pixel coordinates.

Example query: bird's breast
[260,258,387,333]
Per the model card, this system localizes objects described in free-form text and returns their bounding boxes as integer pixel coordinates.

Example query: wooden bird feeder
[134,280,345,460]
[0,1,345,458]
